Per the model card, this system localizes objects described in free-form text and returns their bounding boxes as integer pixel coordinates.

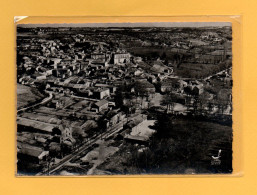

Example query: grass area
[127,46,180,60]
[179,63,217,71]
[17,84,44,109]
[175,63,219,78]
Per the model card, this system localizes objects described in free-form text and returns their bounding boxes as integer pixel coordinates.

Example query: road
[164,67,231,81]
[17,92,53,113]
[203,67,232,81]
[71,94,98,102]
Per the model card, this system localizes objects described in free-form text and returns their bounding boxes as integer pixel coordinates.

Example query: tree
[49,142,61,157]
[192,95,200,114]
[114,84,127,108]
[152,113,174,139]
[216,89,231,114]
[73,127,87,144]
[134,82,148,97]
[97,115,108,139]
[198,93,208,114]
[161,92,179,113]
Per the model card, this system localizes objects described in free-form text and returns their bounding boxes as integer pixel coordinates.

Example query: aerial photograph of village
[16,22,233,175]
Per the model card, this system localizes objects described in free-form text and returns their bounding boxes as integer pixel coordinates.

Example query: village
[16,26,232,175]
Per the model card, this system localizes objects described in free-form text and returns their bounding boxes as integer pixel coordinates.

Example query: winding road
[17,92,53,113]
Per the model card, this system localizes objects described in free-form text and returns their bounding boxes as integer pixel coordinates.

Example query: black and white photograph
[16,22,233,176]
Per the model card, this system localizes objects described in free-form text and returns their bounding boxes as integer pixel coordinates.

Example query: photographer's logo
[211,149,222,165]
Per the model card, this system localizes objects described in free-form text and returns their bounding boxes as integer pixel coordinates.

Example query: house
[160,80,174,93]
[75,53,85,60]
[192,86,204,95]
[152,64,168,73]
[94,83,117,94]
[46,69,53,76]
[32,73,47,80]
[183,81,204,96]
[17,144,49,164]
[134,69,143,76]
[124,134,149,145]
[133,56,142,62]
[91,53,107,60]
[177,80,188,89]
[71,100,90,110]
[90,59,108,68]
[147,75,157,84]
[93,88,110,99]
[17,117,56,134]
[111,53,130,64]
[106,110,125,126]
[59,124,76,146]
[93,99,109,112]
[52,69,68,78]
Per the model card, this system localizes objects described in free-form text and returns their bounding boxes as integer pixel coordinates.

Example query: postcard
[16,22,233,175]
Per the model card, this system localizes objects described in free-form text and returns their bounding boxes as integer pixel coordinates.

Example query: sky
[17,22,231,28]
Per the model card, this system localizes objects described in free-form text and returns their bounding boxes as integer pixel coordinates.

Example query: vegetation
[175,60,232,79]
[100,114,232,174]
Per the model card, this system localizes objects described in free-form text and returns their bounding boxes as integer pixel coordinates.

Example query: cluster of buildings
[16,27,232,174]
[16,32,171,170]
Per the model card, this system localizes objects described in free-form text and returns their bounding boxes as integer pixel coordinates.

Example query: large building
[93,99,109,112]
[93,88,110,99]
[111,53,130,64]
[91,53,110,61]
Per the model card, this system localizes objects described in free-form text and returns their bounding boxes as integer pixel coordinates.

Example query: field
[126,46,180,60]
[175,63,218,78]
[126,46,231,79]
[17,84,44,109]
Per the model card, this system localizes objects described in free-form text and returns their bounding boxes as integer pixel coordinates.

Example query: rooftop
[95,99,109,107]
